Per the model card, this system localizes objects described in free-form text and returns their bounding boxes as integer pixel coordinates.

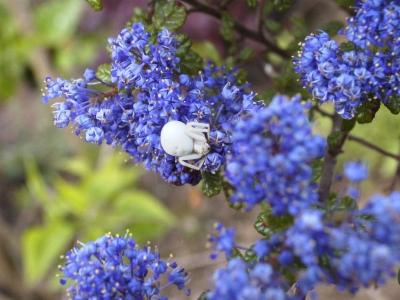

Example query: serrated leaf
[85,0,103,11]
[384,95,400,115]
[356,98,381,124]
[96,63,111,83]
[202,172,222,197]
[153,0,187,31]
[341,117,356,132]
[23,222,74,285]
[220,12,235,42]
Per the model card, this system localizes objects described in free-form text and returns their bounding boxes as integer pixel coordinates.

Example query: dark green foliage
[254,209,294,237]
[356,98,381,124]
[152,0,187,31]
[384,95,400,115]
[202,172,223,197]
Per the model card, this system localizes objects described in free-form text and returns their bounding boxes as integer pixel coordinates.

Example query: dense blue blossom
[43,23,259,185]
[60,233,189,299]
[225,95,325,214]
[295,0,400,118]
[344,161,368,183]
[208,223,236,259]
[207,258,295,300]
[251,192,400,294]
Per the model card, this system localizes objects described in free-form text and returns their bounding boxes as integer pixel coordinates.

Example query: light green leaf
[192,42,222,64]
[153,0,187,31]
[34,0,84,46]
[24,158,50,205]
[96,63,112,83]
[85,0,103,11]
[22,222,74,285]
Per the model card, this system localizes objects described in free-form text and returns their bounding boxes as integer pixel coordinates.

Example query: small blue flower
[344,161,368,183]
[60,233,190,299]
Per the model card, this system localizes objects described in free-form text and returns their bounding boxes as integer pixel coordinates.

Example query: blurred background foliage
[0,0,398,299]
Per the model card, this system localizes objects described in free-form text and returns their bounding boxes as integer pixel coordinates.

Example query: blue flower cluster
[208,258,293,300]
[43,23,258,185]
[60,233,189,300]
[294,0,400,118]
[344,161,368,183]
[225,95,325,214]
[208,223,236,259]
[209,192,400,298]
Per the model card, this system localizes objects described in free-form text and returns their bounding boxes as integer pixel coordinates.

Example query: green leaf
[192,41,222,64]
[322,21,344,36]
[254,210,293,237]
[22,222,74,285]
[95,190,176,242]
[311,158,324,182]
[153,0,187,31]
[341,117,356,132]
[34,0,84,46]
[246,0,258,7]
[201,172,222,197]
[85,0,103,11]
[239,47,254,62]
[220,12,235,42]
[384,95,400,115]
[356,98,381,124]
[180,50,204,75]
[339,41,356,52]
[96,63,112,83]
[24,158,50,205]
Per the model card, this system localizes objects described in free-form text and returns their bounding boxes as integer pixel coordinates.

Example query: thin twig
[314,107,400,161]
[348,135,400,162]
[182,0,290,58]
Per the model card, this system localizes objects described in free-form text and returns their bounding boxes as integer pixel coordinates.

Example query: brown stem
[347,135,400,162]
[318,114,348,202]
[182,0,290,58]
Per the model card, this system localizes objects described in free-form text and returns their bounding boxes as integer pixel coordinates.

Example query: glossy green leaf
[34,0,84,46]
[22,222,74,285]
[153,0,187,31]
[85,0,103,11]
[254,210,293,237]
[384,95,400,115]
[202,172,222,197]
[356,98,381,124]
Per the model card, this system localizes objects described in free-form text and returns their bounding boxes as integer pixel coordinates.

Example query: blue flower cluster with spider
[60,233,189,300]
[42,23,259,185]
[225,95,325,214]
[294,0,400,118]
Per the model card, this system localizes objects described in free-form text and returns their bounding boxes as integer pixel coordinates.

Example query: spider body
[160,120,210,170]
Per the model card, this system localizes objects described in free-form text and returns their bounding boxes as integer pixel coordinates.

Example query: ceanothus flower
[225,95,325,214]
[207,258,296,300]
[208,223,236,259]
[295,1,400,118]
[253,192,400,295]
[42,23,259,185]
[344,161,368,183]
[60,233,189,300]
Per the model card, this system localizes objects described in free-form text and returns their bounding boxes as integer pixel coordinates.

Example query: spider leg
[178,154,206,170]
[186,122,210,141]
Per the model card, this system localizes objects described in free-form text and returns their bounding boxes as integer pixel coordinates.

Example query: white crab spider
[160,120,210,170]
